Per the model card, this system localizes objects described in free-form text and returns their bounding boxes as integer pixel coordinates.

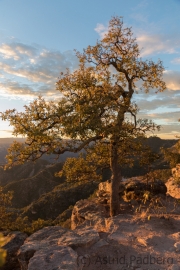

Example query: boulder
[27,246,77,270]
[1,231,27,270]
[125,178,167,195]
[98,180,125,195]
[166,164,180,199]
[166,177,180,199]
[71,199,108,230]
[18,225,100,270]
[123,178,167,201]
[99,180,112,193]
[172,163,180,179]
[97,178,167,204]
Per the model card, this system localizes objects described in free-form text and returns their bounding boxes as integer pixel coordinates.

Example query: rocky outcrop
[172,163,180,179]
[13,211,180,270]
[166,178,180,199]
[2,192,180,270]
[71,199,108,230]
[123,177,167,199]
[1,174,179,270]
[17,226,100,270]
[27,246,77,270]
[1,231,27,270]
[97,180,125,205]
[71,178,168,230]
[97,177,167,204]
[165,164,180,199]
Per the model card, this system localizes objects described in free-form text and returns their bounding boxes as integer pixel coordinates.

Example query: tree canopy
[1,16,166,216]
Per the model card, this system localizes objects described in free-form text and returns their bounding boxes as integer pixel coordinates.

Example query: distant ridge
[0,138,26,144]
[0,136,178,165]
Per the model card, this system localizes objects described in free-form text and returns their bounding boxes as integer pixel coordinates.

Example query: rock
[97,178,167,207]
[107,232,130,244]
[169,246,175,251]
[99,181,112,193]
[166,177,180,199]
[27,246,77,270]
[91,239,109,249]
[171,265,180,270]
[71,199,108,230]
[58,227,100,248]
[98,180,125,195]
[170,232,180,240]
[136,237,148,246]
[124,178,167,197]
[174,242,180,252]
[1,231,27,270]
[172,164,180,178]
[18,227,69,270]
[18,226,100,269]
[74,227,100,247]
[130,199,139,206]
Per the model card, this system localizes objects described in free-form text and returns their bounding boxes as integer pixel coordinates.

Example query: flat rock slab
[28,246,78,270]
[105,214,138,233]
[57,227,100,248]
[107,232,130,244]
[18,226,100,270]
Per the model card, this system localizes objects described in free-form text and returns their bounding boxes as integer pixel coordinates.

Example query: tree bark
[110,139,122,217]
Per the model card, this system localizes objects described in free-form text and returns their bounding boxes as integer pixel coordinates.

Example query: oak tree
[1,17,166,216]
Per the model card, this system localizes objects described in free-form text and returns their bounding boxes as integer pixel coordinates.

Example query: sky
[0,0,180,139]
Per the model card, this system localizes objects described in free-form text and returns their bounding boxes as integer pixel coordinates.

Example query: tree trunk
[110,139,122,217]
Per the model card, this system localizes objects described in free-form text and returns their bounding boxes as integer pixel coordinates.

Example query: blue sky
[0,0,180,138]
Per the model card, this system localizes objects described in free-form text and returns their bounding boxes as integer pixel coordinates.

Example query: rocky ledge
[1,173,180,270]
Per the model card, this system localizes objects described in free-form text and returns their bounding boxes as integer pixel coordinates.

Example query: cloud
[94,21,180,57]
[163,70,180,90]
[0,42,79,99]
[131,14,148,24]
[94,23,108,39]
[158,124,180,135]
[0,42,37,60]
[136,98,179,113]
[139,110,180,122]
[171,57,180,64]
[0,80,40,98]
[136,34,180,57]
[0,130,13,133]
[0,40,179,139]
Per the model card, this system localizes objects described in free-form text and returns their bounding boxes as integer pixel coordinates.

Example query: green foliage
[0,186,54,235]
[0,187,14,230]
[8,216,53,235]
[55,155,101,183]
[139,148,160,168]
